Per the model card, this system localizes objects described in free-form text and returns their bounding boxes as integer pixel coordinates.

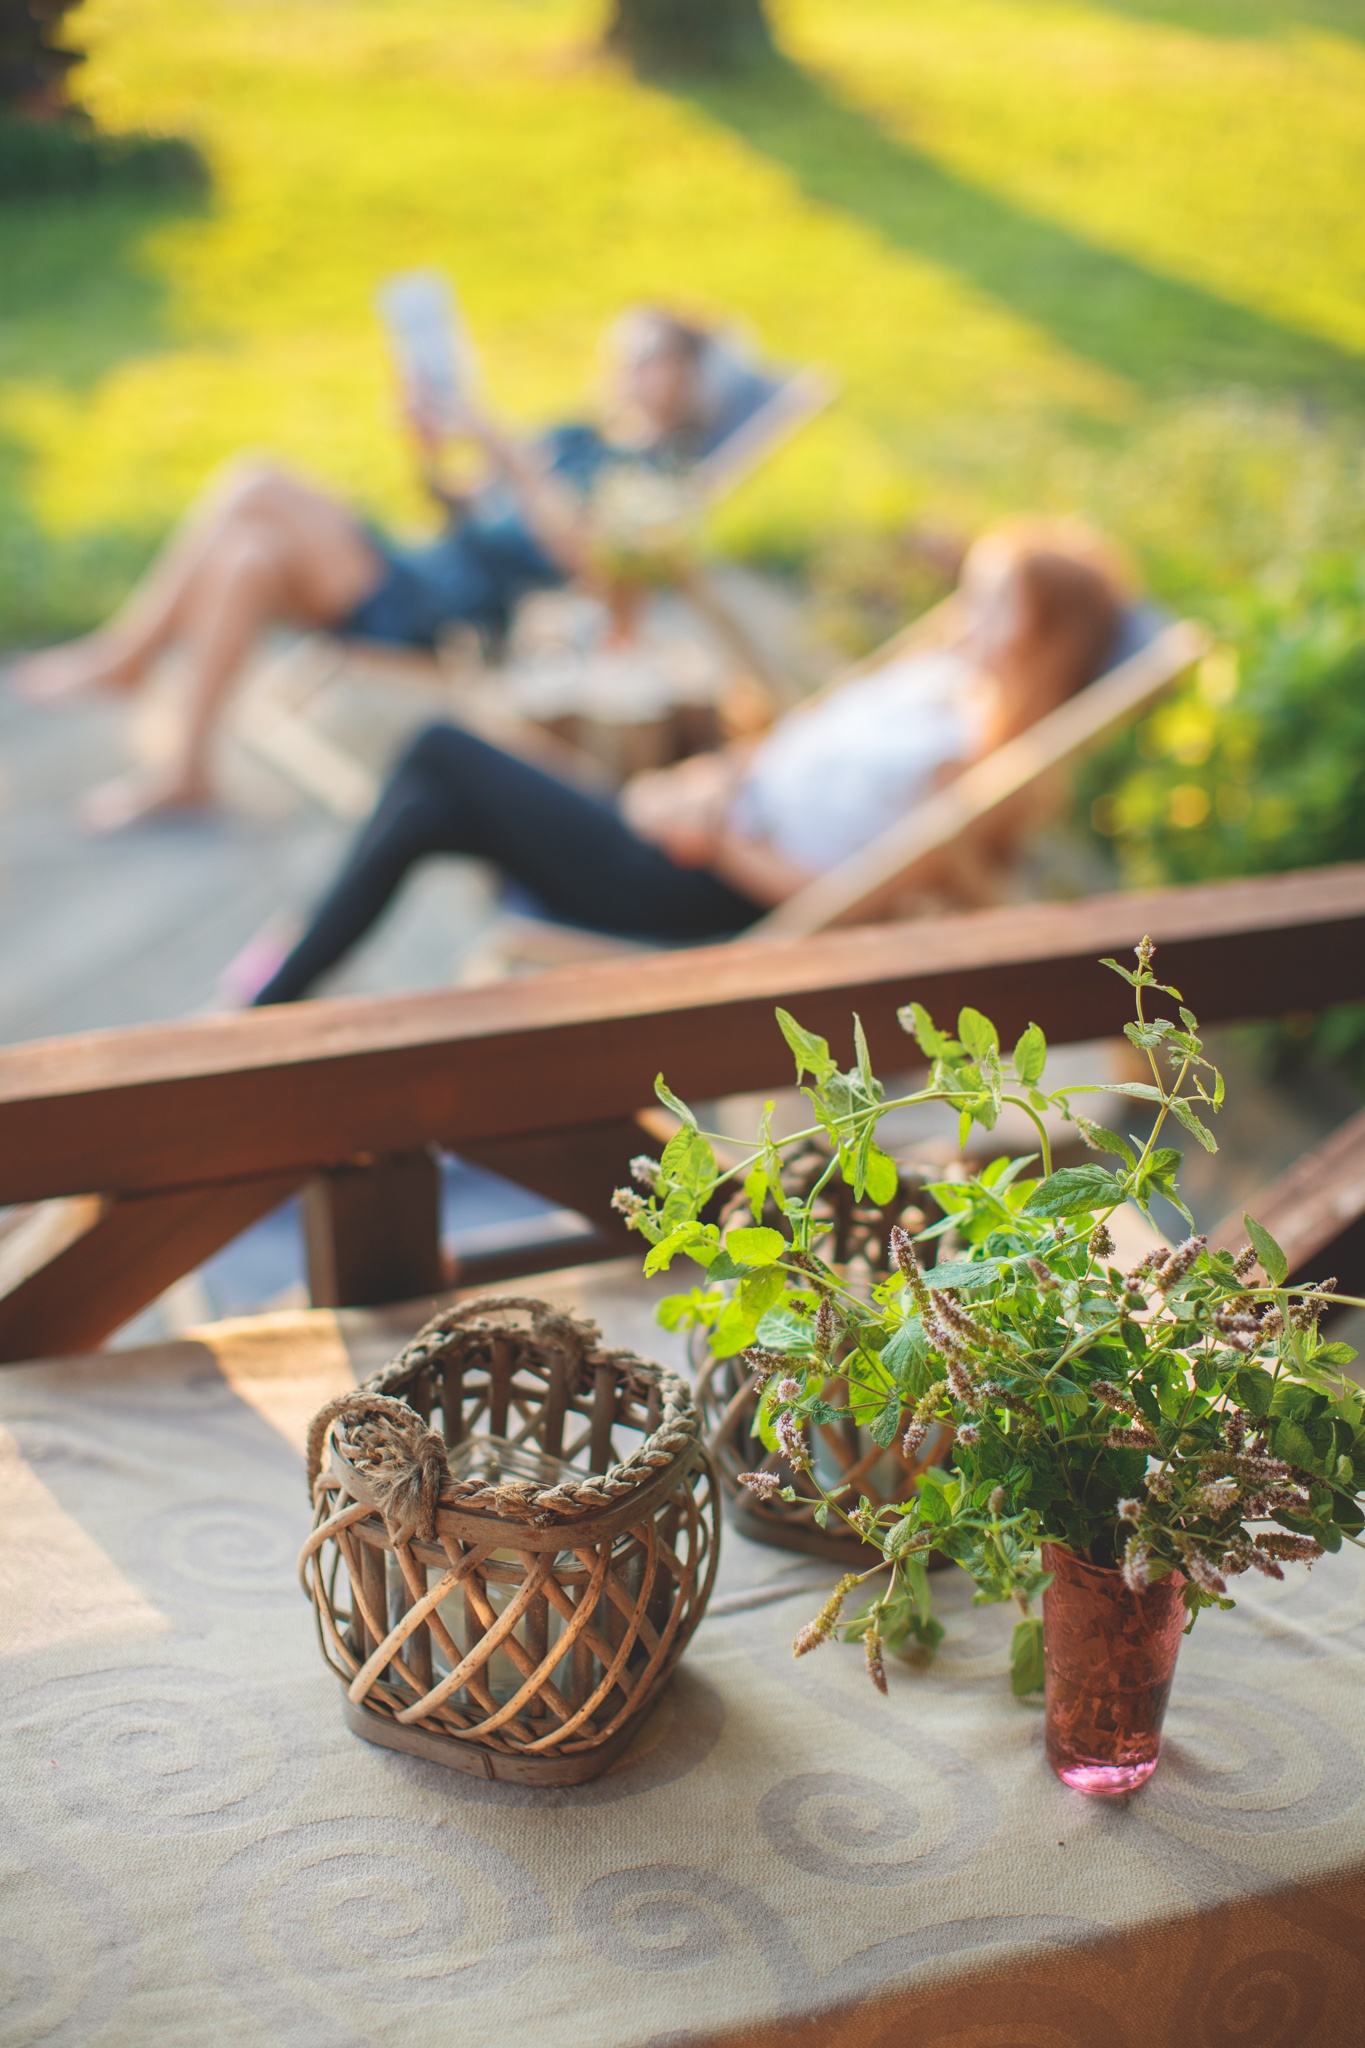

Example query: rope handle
[304,1299,699,1525]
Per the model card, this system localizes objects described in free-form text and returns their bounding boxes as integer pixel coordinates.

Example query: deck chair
[456,605,1209,980]
[233,360,839,821]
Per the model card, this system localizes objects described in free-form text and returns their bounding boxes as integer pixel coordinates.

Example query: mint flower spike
[792,1575,858,1659]
[738,1470,782,1501]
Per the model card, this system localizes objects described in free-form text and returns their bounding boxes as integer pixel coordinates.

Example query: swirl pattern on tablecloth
[3,1663,315,1836]
[1148,1675,1364,1836]
[574,1864,810,2012]
[732,1614,1000,1872]
[128,1497,305,1608]
[1185,1945,1326,2048]
[195,1816,549,2048]
[373,1666,725,1809]
[757,1744,994,1884]
[0,1806,137,2047]
[852,1974,1141,2048]
[758,1764,982,1888]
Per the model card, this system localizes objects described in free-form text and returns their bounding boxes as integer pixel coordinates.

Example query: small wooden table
[3,1263,1363,2048]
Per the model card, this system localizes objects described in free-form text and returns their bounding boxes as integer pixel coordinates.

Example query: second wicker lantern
[300,1297,719,1785]
[697,1144,952,1561]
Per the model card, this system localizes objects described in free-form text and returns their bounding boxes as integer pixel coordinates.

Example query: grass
[1,0,1362,645]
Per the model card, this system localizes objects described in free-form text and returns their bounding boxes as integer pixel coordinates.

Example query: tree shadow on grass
[679,57,1365,412]
[0,187,205,645]
[1082,0,1365,44]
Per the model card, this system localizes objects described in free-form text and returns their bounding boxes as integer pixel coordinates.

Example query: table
[3,1262,1364,2048]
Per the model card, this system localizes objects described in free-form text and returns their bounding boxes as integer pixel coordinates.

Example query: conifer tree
[607,0,773,71]
[0,0,85,117]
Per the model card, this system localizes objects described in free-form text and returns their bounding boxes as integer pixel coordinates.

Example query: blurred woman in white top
[248,519,1133,1004]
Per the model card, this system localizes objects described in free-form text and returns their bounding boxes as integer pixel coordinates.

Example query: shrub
[0,116,206,197]
[1080,557,1365,1070]
[1086,560,1365,885]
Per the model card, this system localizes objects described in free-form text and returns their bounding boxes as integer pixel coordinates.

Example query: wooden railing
[3,862,1365,1362]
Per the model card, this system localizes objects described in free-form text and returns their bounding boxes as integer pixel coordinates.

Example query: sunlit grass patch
[0,0,1361,642]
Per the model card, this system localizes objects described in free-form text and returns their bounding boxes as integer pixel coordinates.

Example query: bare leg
[10,459,380,706]
[74,472,385,830]
[79,534,282,830]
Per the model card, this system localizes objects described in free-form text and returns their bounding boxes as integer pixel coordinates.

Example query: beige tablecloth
[3,1264,1364,2048]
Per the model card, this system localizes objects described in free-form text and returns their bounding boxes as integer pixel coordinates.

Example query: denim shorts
[341,537,443,651]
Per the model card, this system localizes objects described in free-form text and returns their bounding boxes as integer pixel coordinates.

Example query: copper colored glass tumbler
[1042,1542,1187,1795]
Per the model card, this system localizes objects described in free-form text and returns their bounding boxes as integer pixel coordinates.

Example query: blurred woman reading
[246,520,1131,1004]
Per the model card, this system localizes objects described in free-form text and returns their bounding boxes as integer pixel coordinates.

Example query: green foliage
[1009,1615,1046,1698]
[1089,564,1365,886]
[1082,562,1365,1073]
[0,119,206,198]
[618,939,1360,1698]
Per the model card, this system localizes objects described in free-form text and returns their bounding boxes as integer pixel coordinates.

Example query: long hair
[967,520,1134,749]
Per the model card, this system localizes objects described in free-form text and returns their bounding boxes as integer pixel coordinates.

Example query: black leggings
[252,723,762,1004]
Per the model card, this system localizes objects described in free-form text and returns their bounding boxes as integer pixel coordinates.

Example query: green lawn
[1,0,1362,645]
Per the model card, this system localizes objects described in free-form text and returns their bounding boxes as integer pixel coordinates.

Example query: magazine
[375,269,477,432]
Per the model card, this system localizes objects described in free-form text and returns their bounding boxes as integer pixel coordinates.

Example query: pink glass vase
[1042,1542,1187,1796]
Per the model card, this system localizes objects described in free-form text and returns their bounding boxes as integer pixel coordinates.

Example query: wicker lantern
[697,1346,951,1560]
[300,1298,719,1785]
[696,1145,952,1561]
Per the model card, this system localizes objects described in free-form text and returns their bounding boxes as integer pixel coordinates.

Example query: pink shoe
[217,921,298,1008]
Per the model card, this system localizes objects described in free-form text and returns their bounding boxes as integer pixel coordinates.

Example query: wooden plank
[1,865,1364,1207]
[756,620,1209,936]
[689,367,839,506]
[302,1149,446,1309]
[240,702,378,822]
[0,1196,104,1299]
[1211,1105,1365,1298]
[0,1170,305,1364]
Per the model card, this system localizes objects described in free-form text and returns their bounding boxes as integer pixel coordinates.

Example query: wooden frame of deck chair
[231,364,839,823]
[464,606,1210,979]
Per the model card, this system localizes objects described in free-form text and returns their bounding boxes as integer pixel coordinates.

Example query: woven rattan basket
[300,1298,720,1785]
[697,1345,951,1560]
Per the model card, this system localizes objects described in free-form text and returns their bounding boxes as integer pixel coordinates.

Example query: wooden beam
[0,1170,305,1364]
[1212,1105,1365,1298]
[2,865,1365,1207]
[459,1118,648,1251]
[302,1149,446,1310]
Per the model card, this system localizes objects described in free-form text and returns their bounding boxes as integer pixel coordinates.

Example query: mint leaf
[1169,1096,1218,1154]
[1010,1615,1046,1696]
[654,1075,696,1127]
[870,1395,903,1448]
[958,1006,999,1058]
[1024,1165,1122,1217]
[775,1008,836,1084]
[754,1305,818,1353]
[864,1143,899,1206]
[898,1000,951,1058]
[726,1225,786,1268]
[1243,1212,1289,1286]
[1012,1022,1047,1084]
